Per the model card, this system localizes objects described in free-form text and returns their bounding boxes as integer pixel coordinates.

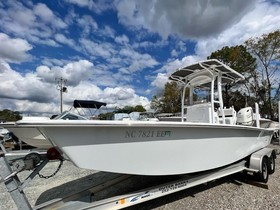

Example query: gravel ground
[1,142,280,210]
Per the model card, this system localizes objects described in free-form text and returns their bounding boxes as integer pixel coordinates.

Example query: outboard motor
[236,107,253,126]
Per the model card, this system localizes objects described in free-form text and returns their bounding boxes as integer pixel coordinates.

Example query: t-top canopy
[169,59,245,86]
[73,100,107,109]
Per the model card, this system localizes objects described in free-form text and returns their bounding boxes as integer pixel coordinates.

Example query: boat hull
[2,124,52,149]
[19,120,274,175]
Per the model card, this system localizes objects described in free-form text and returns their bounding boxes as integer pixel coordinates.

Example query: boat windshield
[53,111,88,120]
[192,88,211,105]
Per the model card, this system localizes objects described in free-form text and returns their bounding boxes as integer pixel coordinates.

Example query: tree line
[0,109,22,122]
[152,30,280,119]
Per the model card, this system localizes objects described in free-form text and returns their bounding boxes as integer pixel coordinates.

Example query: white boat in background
[138,112,159,121]
[113,113,131,121]
[16,59,274,175]
[114,112,159,121]
[3,116,51,149]
[157,113,184,122]
[2,100,106,149]
[0,127,12,141]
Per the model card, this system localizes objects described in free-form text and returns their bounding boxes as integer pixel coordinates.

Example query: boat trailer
[0,145,277,210]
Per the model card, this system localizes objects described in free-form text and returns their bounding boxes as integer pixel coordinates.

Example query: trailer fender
[249,148,275,172]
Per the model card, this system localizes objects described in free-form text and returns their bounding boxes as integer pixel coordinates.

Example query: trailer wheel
[257,157,269,183]
[268,156,275,174]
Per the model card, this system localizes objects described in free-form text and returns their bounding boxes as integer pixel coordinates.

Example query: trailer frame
[0,146,277,210]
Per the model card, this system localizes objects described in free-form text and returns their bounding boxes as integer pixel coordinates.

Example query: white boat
[3,100,106,149]
[15,59,274,175]
[3,116,50,149]
[157,113,185,122]
[2,113,85,149]
[0,127,12,141]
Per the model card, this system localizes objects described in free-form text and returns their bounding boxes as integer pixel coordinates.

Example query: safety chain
[39,159,63,179]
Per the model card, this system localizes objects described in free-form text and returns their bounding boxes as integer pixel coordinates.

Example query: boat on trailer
[15,59,274,175]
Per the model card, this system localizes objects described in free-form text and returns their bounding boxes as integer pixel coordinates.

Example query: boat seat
[219,107,237,125]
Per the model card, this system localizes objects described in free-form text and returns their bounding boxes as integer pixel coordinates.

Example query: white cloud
[115,35,129,45]
[79,38,114,58]
[195,1,280,59]
[118,48,159,73]
[66,0,114,14]
[0,60,150,114]
[132,40,168,49]
[151,55,201,90]
[14,101,59,115]
[76,15,98,37]
[66,0,91,7]
[115,0,257,39]
[151,73,169,90]
[62,81,103,105]
[34,3,53,20]
[36,60,93,86]
[171,49,178,57]
[98,25,116,39]
[79,37,159,83]
[0,33,32,63]
[0,62,54,103]
[102,87,150,108]
[0,1,67,46]
[64,84,151,110]
[150,0,280,92]
[54,33,76,48]
[36,38,59,47]
[41,57,77,67]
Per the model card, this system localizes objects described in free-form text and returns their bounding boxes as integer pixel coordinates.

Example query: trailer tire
[268,156,275,174]
[257,157,269,183]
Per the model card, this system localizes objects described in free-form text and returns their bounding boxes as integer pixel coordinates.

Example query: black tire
[257,157,269,183]
[268,156,275,174]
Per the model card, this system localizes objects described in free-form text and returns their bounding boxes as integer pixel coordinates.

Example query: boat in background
[156,113,184,122]
[16,60,275,175]
[138,112,159,121]
[0,127,11,140]
[2,100,106,149]
[113,112,159,121]
[3,116,51,149]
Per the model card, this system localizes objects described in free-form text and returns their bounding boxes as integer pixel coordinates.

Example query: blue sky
[0,0,279,115]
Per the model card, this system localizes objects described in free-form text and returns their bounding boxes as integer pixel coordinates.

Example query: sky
[0,0,279,116]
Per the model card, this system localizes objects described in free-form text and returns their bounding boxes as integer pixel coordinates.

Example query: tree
[114,105,146,113]
[150,95,161,113]
[151,82,182,113]
[207,45,257,108]
[134,105,146,112]
[245,30,280,118]
[0,109,22,121]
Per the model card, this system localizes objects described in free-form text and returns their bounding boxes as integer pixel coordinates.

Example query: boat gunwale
[14,120,276,132]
